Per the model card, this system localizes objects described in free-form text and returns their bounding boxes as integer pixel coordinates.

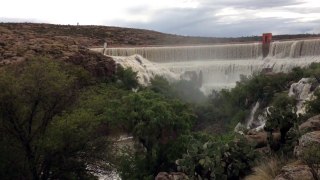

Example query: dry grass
[245,157,285,180]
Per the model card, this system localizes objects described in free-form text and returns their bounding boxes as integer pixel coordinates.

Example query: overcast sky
[1,0,320,37]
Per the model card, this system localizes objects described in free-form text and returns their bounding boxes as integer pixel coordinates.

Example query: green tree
[117,90,195,179]
[264,93,297,146]
[0,58,107,179]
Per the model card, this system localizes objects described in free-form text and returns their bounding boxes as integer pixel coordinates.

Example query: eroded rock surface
[274,162,314,180]
[294,131,320,157]
[299,115,320,132]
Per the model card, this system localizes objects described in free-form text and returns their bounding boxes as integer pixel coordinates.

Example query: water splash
[112,55,179,86]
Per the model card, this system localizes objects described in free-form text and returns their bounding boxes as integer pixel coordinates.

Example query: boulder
[155,172,188,180]
[274,162,314,180]
[299,115,320,132]
[245,131,280,148]
[294,131,320,157]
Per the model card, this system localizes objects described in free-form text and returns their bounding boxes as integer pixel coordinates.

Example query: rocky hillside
[0,23,117,78]
[1,22,319,78]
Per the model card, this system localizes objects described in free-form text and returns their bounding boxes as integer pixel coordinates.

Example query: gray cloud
[201,0,302,9]
[106,0,320,37]
[1,0,319,37]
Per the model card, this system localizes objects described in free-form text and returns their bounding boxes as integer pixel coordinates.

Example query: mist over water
[93,39,320,94]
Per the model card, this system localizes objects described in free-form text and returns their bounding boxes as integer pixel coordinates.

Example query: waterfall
[246,102,260,129]
[103,43,263,62]
[288,78,314,115]
[91,38,320,94]
[269,39,320,58]
[112,55,179,86]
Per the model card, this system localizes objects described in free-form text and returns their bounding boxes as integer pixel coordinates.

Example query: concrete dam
[92,38,320,94]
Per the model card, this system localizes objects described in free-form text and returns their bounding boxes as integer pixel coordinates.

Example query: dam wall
[91,39,320,94]
[102,43,263,62]
[97,39,320,62]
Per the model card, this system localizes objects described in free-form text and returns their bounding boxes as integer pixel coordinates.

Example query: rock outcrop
[294,131,320,157]
[66,49,115,78]
[245,131,280,148]
[299,115,320,132]
[274,162,315,180]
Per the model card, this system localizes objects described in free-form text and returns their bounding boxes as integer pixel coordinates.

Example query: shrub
[177,134,257,179]
[115,66,139,90]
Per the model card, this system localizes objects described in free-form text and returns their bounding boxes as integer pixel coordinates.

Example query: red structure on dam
[262,33,272,57]
[262,33,272,45]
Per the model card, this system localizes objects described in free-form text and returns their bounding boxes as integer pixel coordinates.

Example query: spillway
[92,39,320,94]
[103,43,262,62]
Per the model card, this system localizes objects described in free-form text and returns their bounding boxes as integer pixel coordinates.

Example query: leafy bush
[114,66,139,90]
[307,89,320,115]
[177,134,257,179]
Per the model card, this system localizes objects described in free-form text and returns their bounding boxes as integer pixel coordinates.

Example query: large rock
[288,78,314,115]
[245,131,280,148]
[299,115,320,132]
[274,162,314,180]
[155,172,188,180]
[294,131,320,157]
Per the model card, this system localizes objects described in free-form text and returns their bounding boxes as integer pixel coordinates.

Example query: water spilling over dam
[92,39,320,94]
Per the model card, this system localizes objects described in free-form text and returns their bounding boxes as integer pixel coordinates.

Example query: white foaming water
[112,55,179,86]
[288,78,314,115]
[92,39,320,94]
[246,101,260,129]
